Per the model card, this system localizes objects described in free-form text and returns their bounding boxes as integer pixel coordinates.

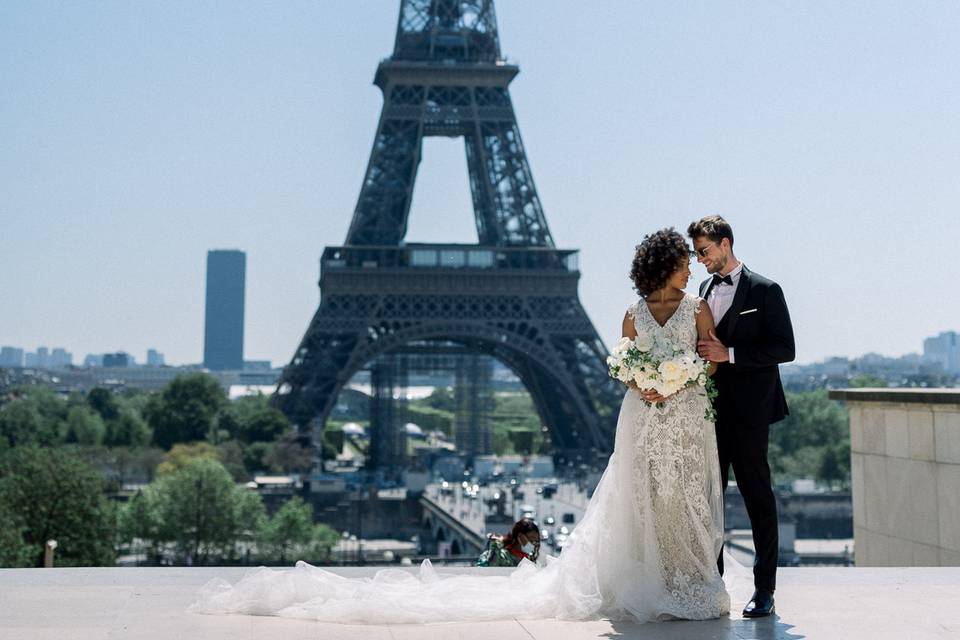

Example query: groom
[688,215,795,618]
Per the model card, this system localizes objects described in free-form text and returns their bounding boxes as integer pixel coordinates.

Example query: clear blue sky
[2,1,958,366]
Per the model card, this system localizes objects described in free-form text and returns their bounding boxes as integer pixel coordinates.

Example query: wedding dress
[192,293,732,623]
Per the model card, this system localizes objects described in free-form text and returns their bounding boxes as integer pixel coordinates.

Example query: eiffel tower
[275,0,621,467]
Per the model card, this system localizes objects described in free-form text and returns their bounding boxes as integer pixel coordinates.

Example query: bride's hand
[640,389,669,403]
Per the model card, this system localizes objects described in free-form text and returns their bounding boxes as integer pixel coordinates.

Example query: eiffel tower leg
[273,293,376,465]
[465,120,552,247]
[347,117,424,245]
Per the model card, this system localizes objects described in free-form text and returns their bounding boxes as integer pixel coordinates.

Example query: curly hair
[629,228,692,296]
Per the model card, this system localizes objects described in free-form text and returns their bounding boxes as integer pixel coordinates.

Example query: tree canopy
[0,446,116,566]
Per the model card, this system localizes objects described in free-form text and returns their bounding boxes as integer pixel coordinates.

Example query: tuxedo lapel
[700,278,715,301]
[722,265,753,341]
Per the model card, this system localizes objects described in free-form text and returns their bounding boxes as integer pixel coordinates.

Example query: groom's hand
[698,330,730,363]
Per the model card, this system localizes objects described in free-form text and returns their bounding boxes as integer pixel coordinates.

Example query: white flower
[658,360,684,383]
[633,333,653,352]
[617,367,633,383]
[633,371,654,388]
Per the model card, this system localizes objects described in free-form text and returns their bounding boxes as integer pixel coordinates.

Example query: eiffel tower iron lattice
[274,0,622,466]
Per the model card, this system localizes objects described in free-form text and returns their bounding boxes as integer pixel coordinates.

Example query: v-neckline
[643,295,684,329]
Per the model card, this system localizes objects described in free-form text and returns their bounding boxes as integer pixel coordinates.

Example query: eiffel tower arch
[275,0,622,467]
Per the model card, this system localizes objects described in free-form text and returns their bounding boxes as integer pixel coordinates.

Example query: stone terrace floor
[2,566,960,640]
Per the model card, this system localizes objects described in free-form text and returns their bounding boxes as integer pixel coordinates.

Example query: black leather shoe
[742,589,775,618]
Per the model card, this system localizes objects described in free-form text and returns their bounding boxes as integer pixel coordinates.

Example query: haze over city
[2,1,958,366]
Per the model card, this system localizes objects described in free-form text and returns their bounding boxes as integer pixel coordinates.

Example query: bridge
[418,479,595,560]
[419,492,487,558]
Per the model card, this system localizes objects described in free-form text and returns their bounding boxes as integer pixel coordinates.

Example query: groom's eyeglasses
[694,243,717,258]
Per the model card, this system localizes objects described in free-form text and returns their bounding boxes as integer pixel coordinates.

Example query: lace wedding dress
[192,293,731,623]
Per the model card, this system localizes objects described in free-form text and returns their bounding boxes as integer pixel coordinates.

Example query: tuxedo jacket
[699,265,795,428]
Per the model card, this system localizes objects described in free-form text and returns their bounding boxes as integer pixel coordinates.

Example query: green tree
[239,407,289,443]
[264,430,313,474]
[255,497,341,564]
[0,399,44,449]
[850,374,887,388]
[226,394,291,444]
[0,446,116,566]
[405,405,453,435]
[156,441,221,476]
[770,390,850,487]
[211,406,241,444]
[488,392,543,455]
[0,501,34,567]
[117,485,166,565]
[257,496,314,563]
[146,458,265,565]
[0,386,67,448]
[104,409,152,447]
[424,387,455,412]
[65,405,106,445]
[308,522,341,561]
[87,388,120,421]
[145,374,227,449]
[818,440,851,490]
[243,441,271,474]
[215,440,250,481]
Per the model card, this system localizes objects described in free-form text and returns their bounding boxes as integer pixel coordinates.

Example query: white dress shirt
[706,261,743,363]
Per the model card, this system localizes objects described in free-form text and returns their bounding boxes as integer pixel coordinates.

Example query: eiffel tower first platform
[274,0,621,466]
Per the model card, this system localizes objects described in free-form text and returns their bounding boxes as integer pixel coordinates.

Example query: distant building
[146,349,165,367]
[923,331,959,374]
[0,347,24,368]
[83,354,104,368]
[203,250,246,371]
[90,363,209,391]
[50,348,72,368]
[19,346,71,369]
[243,360,271,371]
[103,352,132,368]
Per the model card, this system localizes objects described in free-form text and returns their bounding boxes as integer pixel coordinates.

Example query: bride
[192,228,733,623]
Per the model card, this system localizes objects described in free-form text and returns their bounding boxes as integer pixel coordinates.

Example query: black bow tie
[712,274,734,287]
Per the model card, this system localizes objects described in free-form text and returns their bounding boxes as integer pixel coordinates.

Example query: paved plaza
[2,565,960,639]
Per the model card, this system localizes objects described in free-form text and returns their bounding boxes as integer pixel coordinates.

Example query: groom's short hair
[688,215,734,248]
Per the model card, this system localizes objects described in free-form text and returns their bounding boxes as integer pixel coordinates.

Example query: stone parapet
[830,388,960,566]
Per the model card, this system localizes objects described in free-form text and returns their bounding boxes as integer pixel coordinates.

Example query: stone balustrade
[830,388,960,566]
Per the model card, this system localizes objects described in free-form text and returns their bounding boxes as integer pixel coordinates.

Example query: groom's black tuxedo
[700,265,794,428]
[699,265,795,593]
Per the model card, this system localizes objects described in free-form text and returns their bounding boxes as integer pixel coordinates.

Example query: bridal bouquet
[607,333,718,420]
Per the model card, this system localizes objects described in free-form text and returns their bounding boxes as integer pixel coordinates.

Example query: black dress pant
[715,419,779,592]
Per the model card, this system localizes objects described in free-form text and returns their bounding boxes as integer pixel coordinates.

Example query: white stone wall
[848,397,960,566]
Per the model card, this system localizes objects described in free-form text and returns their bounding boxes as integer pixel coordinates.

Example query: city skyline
[2,2,959,367]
